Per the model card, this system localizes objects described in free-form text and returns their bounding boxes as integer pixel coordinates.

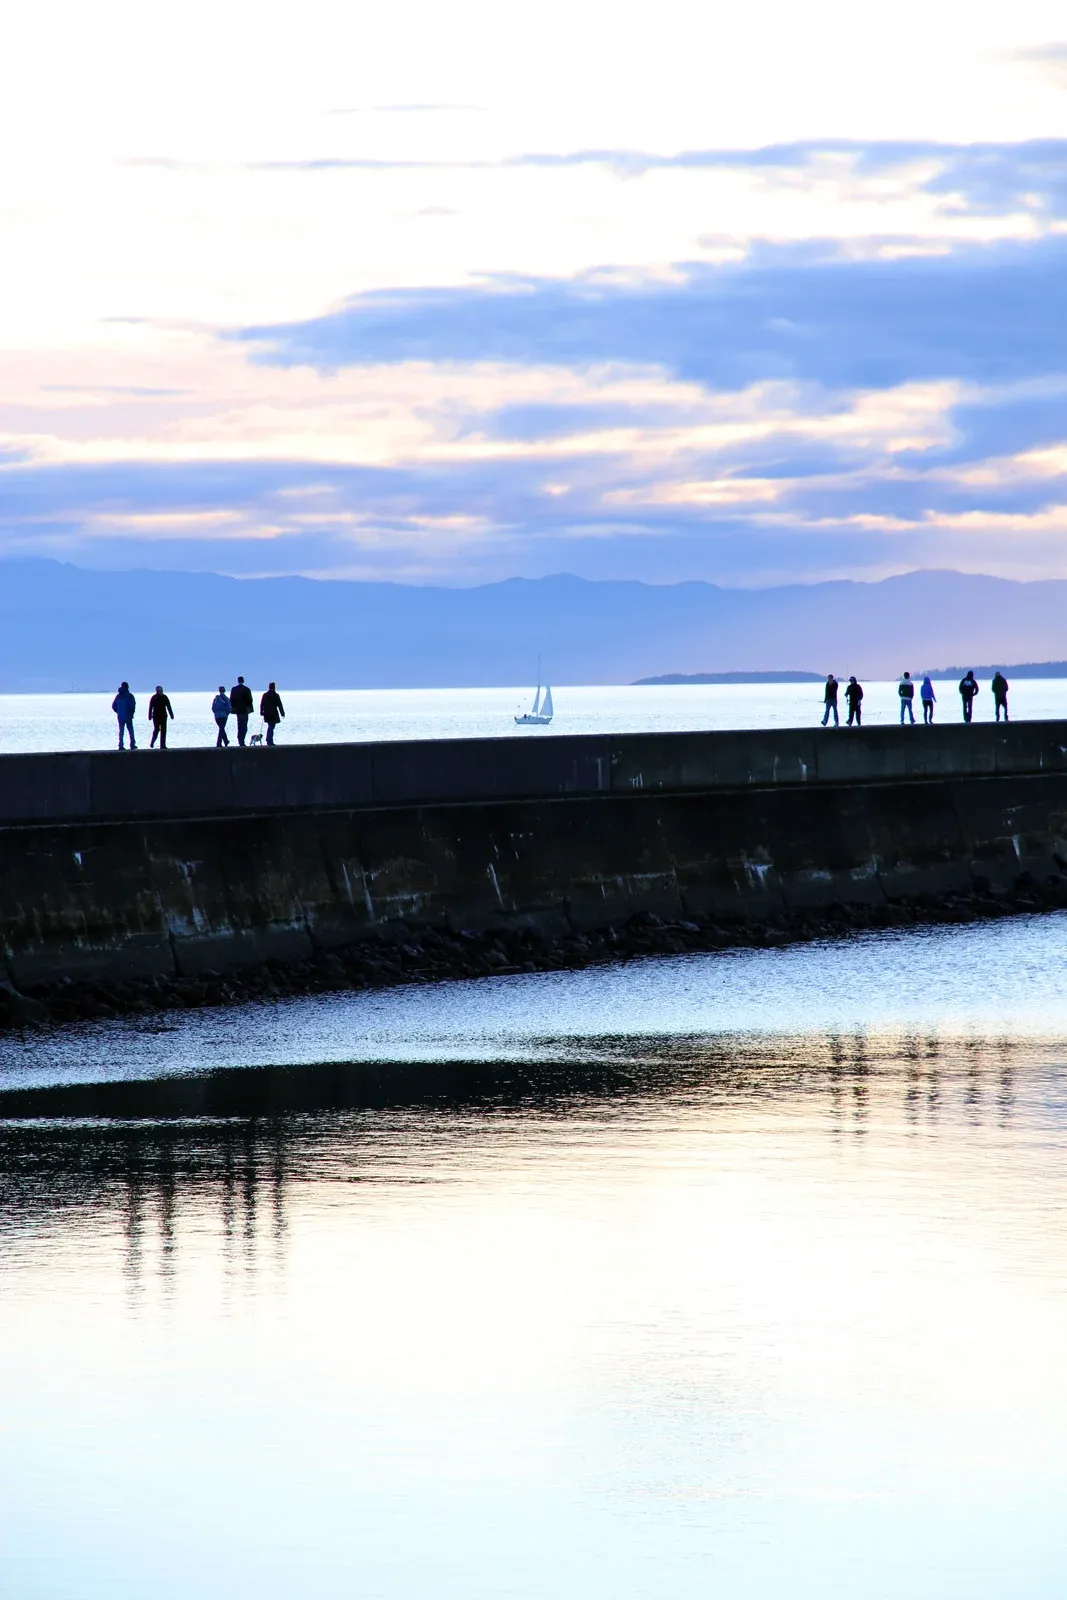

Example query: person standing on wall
[898,672,916,724]
[148,685,174,749]
[260,681,285,746]
[959,671,980,723]
[991,670,1010,723]
[821,674,840,727]
[112,681,137,750]
[229,675,254,746]
[920,675,936,724]
[845,676,863,727]
[212,686,231,747]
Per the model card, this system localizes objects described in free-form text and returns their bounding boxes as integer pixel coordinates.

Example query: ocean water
[0,677,1060,754]
[3,915,1067,1597]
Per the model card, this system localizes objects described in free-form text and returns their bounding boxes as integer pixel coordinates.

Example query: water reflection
[3,1006,1067,1600]
[0,1031,1039,1289]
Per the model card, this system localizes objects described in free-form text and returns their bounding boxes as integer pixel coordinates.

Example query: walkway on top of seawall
[2,721,1067,827]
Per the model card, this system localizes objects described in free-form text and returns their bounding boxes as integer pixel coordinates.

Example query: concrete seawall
[3,722,1067,993]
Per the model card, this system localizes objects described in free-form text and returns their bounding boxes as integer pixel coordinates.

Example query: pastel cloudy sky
[5,0,1067,585]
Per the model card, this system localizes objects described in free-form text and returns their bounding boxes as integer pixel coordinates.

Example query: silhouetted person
[898,672,915,724]
[991,670,1009,723]
[821,673,839,727]
[260,682,285,745]
[148,685,174,749]
[112,682,136,750]
[230,675,254,746]
[959,671,979,723]
[845,676,863,726]
[212,686,231,747]
[920,675,936,724]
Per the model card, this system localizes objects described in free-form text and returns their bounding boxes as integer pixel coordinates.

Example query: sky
[3,0,1067,587]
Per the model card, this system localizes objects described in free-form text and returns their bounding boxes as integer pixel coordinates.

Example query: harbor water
[0,678,1063,754]
[3,916,1067,1596]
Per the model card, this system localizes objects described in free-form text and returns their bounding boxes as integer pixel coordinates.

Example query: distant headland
[636,663,1067,686]
[632,671,825,685]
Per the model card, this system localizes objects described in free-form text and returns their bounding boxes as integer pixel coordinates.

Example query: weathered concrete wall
[3,724,1067,989]
[5,720,1067,825]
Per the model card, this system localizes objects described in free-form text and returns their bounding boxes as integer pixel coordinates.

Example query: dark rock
[0,983,48,1026]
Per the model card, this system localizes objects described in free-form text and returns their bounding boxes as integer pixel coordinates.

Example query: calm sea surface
[4,917,1067,1596]
[1,678,1064,753]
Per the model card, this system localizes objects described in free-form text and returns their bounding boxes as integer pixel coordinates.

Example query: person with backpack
[212,686,231,747]
[991,670,1009,723]
[111,682,137,750]
[959,671,980,724]
[148,685,174,749]
[260,682,285,746]
[821,674,840,727]
[845,676,863,727]
[920,676,936,724]
[898,672,916,724]
[229,675,254,746]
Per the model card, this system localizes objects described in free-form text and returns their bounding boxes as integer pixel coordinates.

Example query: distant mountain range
[2,559,1067,692]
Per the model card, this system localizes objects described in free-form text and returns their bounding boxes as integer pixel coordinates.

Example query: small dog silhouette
[249,733,264,746]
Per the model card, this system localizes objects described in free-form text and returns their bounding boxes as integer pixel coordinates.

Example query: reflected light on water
[2,1012,1067,1598]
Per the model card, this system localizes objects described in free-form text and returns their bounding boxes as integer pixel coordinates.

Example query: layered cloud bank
[3,4,1067,584]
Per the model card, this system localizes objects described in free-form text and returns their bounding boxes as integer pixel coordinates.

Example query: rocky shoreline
[2,872,1065,1033]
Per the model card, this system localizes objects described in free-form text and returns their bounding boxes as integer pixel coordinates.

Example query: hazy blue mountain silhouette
[2,559,1066,691]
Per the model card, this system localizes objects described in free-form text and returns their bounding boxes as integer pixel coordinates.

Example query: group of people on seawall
[820,671,1011,728]
[110,678,286,750]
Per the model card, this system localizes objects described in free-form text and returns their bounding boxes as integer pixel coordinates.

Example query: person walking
[148,685,174,749]
[229,675,254,746]
[898,672,916,724]
[260,681,285,745]
[991,670,1010,723]
[845,676,863,727]
[959,671,980,724]
[212,686,231,747]
[112,682,137,750]
[821,673,840,727]
[920,675,936,724]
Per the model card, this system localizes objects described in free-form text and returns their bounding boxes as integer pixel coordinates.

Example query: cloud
[326,103,485,115]
[237,235,1067,393]
[7,228,1067,586]
[115,137,1067,219]
[128,137,1067,223]
[1011,41,1067,85]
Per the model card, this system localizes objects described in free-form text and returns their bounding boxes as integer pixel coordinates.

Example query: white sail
[514,659,553,723]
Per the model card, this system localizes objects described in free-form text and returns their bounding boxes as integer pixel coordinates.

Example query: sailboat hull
[514,714,553,725]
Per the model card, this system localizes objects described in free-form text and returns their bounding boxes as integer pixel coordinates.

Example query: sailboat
[515,662,554,725]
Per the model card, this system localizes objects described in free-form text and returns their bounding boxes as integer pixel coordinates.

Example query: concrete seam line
[2,765,1063,833]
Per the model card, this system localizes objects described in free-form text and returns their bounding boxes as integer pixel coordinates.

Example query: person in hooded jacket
[991,670,1009,723]
[229,676,254,746]
[844,676,863,726]
[260,682,285,745]
[959,671,980,723]
[112,682,137,750]
[212,686,231,747]
[920,676,936,724]
[148,685,174,749]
